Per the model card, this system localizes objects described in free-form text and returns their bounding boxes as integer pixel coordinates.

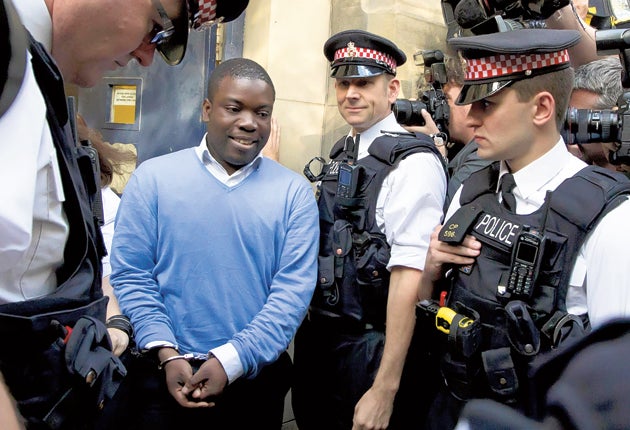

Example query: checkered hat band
[465,50,570,81]
[193,0,217,29]
[334,47,397,72]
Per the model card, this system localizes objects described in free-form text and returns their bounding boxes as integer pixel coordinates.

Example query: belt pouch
[482,347,519,401]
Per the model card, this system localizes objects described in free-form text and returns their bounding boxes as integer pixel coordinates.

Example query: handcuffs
[158,352,213,370]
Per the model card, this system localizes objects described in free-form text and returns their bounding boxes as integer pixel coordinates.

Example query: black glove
[523,0,571,19]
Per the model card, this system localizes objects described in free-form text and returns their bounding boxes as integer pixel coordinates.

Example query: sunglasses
[149,0,176,46]
[147,0,228,66]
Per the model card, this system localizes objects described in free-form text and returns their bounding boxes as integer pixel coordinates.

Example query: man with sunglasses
[0,0,248,428]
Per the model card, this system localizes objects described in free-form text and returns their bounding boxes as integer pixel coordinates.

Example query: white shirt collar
[14,0,53,50]
[194,134,262,187]
[353,112,407,159]
[498,137,576,199]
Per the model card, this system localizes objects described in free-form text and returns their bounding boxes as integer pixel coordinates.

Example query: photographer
[566,56,626,172]
[405,52,493,205]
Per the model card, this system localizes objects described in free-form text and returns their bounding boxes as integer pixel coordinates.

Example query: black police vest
[438,162,630,405]
[0,30,111,428]
[311,133,445,326]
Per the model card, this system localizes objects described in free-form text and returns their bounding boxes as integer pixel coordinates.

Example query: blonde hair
[76,114,136,187]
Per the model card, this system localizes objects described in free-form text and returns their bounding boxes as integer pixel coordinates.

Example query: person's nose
[345,84,361,100]
[466,104,482,129]
[237,111,257,131]
[131,43,157,67]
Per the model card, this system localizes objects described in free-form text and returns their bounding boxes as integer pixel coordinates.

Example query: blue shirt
[111,147,319,381]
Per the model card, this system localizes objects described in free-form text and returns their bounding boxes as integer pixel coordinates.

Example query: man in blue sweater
[110,58,319,429]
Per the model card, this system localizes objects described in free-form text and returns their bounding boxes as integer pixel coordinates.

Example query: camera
[562,105,630,165]
[560,29,630,166]
[441,0,564,37]
[392,50,450,136]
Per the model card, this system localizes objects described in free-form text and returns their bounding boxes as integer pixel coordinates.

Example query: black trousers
[99,351,292,430]
[425,386,467,430]
[292,317,440,430]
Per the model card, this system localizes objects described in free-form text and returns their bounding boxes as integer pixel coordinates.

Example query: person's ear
[202,98,212,122]
[531,92,556,127]
[388,78,401,104]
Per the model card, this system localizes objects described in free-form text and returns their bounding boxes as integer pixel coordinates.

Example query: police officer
[419,28,630,429]
[0,0,248,428]
[292,29,447,430]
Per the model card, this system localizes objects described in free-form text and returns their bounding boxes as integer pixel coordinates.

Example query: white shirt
[14,0,52,50]
[447,139,630,328]
[0,2,68,304]
[194,134,262,187]
[357,113,447,271]
[101,186,120,278]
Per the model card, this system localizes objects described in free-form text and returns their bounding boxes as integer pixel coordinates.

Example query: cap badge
[347,42,357,57]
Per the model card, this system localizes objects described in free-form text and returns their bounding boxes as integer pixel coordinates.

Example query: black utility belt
[307,310,384,333]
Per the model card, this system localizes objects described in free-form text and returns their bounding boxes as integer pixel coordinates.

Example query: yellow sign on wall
[110,85,137,124]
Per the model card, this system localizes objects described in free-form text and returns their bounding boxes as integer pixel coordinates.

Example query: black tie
[344,135,359,162]
[500,173,517,211]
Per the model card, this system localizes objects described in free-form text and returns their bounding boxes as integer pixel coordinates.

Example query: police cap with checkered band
[447,29,581,105]
[155,0,249,66]
[324,29,407,78]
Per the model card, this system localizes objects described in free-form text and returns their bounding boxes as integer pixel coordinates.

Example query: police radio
[336,163,360,199]
[506,226,545,298]
[336,134,362,200]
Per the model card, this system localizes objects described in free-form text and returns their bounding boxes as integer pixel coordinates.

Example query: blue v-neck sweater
[111,148,319,378]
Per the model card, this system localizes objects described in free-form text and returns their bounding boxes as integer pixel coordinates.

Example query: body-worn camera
[393,50,450,135]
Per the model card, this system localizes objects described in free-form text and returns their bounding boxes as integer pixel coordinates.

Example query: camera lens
[393,99,427,126]
[562,107,620,145]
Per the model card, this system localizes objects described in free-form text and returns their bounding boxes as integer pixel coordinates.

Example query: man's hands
[107,327,130,356]
[262,117,281,161]
[158,348,228,408]
[181,357,228,403]
[352,383,396,430]
[424,225,481,282]
[419,225,481,301]
[403,110,448,159]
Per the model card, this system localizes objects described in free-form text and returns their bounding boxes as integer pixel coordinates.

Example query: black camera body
[392,92,450,129]
[442,0,564,37]
[393,50,450,136]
